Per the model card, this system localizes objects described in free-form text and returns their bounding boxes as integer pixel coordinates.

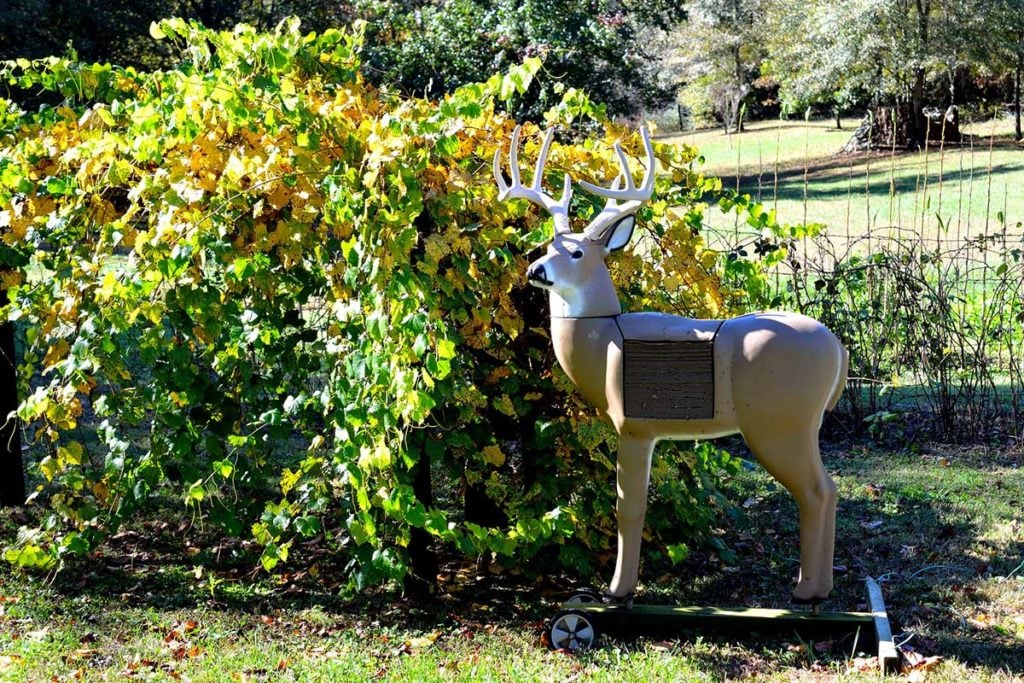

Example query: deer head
[494,126,655,318]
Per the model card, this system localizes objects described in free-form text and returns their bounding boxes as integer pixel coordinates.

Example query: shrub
[775,227,1024,442]
[0,18,769,589]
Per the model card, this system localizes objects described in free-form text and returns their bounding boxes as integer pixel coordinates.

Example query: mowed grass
[1,445,1022,681]
[661,118,1024,244]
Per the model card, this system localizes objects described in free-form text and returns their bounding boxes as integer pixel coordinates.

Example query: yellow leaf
[39,456,59,481]
[0,269,22,289]
[98,271,118,301]
[0,654,23,670]
[92,479,109,503]
[481,445,505,468]
[193,325,213,345]
[493,394,516,417]
[43,340,70,369]
[223,153,246,183]
[280,468,301,495]
[58,442,84,466]
[358,443,392,470]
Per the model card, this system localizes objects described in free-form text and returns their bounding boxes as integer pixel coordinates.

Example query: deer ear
[602,215,636,252]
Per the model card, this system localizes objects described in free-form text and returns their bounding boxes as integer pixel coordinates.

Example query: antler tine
[532,128,554,191]
[493,141,510,199]
[581,127,656,241]
[578,127,655,201]
[493,125,573,233]
[508,124,523,189]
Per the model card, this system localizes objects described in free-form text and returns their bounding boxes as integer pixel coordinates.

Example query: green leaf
[212,460,234,478]
[295,516,321,537]
[187,480,206,502]
[667,543,689,564]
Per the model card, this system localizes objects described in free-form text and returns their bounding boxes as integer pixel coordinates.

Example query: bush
[1,18,770,590]
[775,227,1024,443]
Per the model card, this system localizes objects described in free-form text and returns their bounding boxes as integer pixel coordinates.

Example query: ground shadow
[716,158,1024,205]
[5,446,1020,677]
[650,446,1024,673]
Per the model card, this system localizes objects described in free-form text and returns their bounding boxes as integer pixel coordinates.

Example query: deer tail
[826,345,849,412]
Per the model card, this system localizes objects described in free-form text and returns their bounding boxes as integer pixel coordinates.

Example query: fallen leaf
[849,656,876,672]
[26,627,50,641]
[813,639,834,653]
[0,654,24,670]
[968,613,993,629]
[901,648,943,673]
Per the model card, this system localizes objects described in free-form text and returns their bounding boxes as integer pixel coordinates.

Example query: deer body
[496,127,847,603]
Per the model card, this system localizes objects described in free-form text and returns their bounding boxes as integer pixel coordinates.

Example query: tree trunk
[1016,62,1022,142]
[403,433,438,598]
[1,286,26,508]
[834,107,842,130]
[910,72,927,149]
[910,0,930,149]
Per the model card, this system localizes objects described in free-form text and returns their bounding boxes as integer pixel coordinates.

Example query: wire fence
[699,116,1024,443]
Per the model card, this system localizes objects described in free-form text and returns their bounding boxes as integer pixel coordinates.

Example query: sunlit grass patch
[661,118,1024,242]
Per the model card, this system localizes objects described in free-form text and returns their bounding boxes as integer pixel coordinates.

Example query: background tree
[0,0,686,120]
[762,0,993,149]
[761,0,881,126]
[661,0,769,133]
[984,0,1024,140]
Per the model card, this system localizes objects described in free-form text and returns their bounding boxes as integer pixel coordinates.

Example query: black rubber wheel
[548,609,598,651]
[565,588,601,604]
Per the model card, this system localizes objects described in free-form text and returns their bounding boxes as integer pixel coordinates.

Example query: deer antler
[581,127,655,240]
[494,125,573,234]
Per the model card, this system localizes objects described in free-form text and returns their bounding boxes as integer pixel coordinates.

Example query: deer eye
[571,250,584,260]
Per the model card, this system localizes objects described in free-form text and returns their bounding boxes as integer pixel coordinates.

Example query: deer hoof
[792,581,831,605]
[601,590,634,609]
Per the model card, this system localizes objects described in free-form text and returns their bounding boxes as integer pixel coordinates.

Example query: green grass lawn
[661,118,1024,245]
[2,446,1021,681]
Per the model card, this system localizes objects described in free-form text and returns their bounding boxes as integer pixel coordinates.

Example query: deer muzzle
[527,263,552,287]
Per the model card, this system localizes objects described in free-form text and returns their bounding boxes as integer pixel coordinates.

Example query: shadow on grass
[3,446,1020,677]
[21,515,551,636]
[718,159,1024,205]
[653,446,1024,673]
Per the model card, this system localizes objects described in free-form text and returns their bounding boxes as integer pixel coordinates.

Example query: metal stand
[548,578,897,672]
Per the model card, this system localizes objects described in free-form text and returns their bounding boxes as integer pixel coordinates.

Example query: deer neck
[548,276,621,319]
[550,316,621,416]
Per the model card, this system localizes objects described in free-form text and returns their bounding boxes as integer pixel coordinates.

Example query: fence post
[0,285,25,507]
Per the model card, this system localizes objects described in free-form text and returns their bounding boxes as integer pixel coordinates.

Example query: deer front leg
[607,434,655,599]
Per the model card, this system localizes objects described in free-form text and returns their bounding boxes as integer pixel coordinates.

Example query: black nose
[527,264,551,285]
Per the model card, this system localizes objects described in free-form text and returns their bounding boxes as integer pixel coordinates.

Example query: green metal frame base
[553,578,897,672]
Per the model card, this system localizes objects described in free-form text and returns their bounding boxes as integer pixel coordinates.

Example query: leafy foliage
[0,18,769,588]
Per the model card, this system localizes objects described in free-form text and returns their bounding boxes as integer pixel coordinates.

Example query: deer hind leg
[607,434,656,599]
[745,427,837,602]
